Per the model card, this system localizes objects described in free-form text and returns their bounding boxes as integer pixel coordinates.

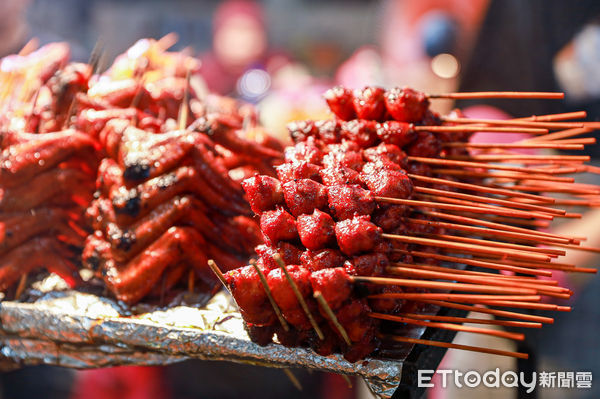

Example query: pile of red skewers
[211,85,600,362]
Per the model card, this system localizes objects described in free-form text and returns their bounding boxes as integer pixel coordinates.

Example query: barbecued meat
[282,179,328,217]
[384,87,429,123]
[260,208,298,244]
[335,215,382,256]
[326,184,375,220]
[241,175,284,215]
[297,209,336,251]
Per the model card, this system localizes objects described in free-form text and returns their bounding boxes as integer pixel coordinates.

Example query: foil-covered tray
[0,282,458,399]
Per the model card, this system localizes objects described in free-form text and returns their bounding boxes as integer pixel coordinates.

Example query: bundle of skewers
[1,36,600,367]
[211,85,600,362]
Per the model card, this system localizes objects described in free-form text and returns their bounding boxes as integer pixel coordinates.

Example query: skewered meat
[260,208,298,244]
[323,86,356,121]
[282,179,328,217]
[384,87,429,123]
[296,209,336,250]
[241,175,283,215]
[326,184,375,220]
[335,215,382,255]
[300,248,346,271]
[353,87,386,121]
[309,267,352,310]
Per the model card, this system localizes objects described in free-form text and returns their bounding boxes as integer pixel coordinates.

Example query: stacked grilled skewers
[2,37,600,365]
[212,85,600,362]
[78,38,281,304]
[0,43,99,295]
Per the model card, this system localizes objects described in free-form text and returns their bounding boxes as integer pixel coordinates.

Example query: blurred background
[1,0,600,398]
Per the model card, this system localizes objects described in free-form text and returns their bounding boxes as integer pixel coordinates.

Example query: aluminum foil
[0,287,435,398]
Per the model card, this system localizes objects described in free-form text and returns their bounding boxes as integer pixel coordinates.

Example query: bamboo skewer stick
[386,266,569,299]
[413,186,565,216]
[431,169,575,183]
[352,275,538,295]
[392,263,558,285]
[274,254,324,340]
[430,91,564,99]
[408,299,555,324]
[522,127,595,143]
[251,260,290,332]
[421,211,578,243]
[427,233,566,257]
[314,292,351,346]
[283,369,303,391]
[404,217,570,245]
[368,293,542,303]
[370,313,525,341]
[417,125,548,134]
[407,174,555,202]
[414,194,557,221]
[393,249,553,277]
[407,156,570,175]
[395,313,542,329]
[444,142,584,150]
[440,116,583,129]
[376,197,554,220]
[481,300,571,311]
[445,154,590,162]
[382,335,529,359]
[207,259,228,289]
[515,110,586,122]
[383,233,551,262]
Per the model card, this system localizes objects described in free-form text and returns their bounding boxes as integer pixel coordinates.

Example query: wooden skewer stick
[413,186,565,216]
[443,142,584,150]
[445,154,590,162]
[383,233,551,262]
[440,116,583,129]
[386,266,568,297]
[207,259,228,289]
[382,335,529,359]
[314,291,351,346]
[340,375,353,389]
[392,263,558,286]
[429,91,563,99]
[251,260,289,332]
[368,293,542,303]
[407,156,570,175]
[376,197,553,220]
[396,313,542,329]
[274,254,324,340]
[480,300,570,312]
[370,313,525,341]
[431,169,575,183]
[461,214,551,228]
[522,127,595,143]
[515,110,586,122]
[415,125,548,134]
[157,32,179,51]
[283,369,303,391]
[15,274,27,300]
[352,275,538,295]
[394,249,552,277]
[177,68,191,130]
[408,173,555,202]
[413,194,555,221]
[409,299,555,324]
[427,233,566,257]
[421,211,577,243]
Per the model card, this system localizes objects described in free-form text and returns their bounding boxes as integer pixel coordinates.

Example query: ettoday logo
[418,368,592,392]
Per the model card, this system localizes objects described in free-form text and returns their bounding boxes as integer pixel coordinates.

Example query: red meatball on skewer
[384,87,430,123]
[335,215,383,256]
[241,175,284,215]
[300,248,346,271]
[353,87,386,121]
[310,267,353,310]
[324,86,356,121]
[224,264,275,326]
[297,209,336,251]
[260,208,298,243]
[327,184,376,220]
[282,179,329,217]
[360,161,414,199]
